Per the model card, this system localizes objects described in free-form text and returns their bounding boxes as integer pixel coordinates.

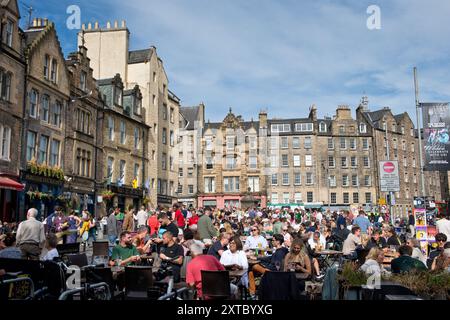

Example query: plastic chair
[201,270,231,300]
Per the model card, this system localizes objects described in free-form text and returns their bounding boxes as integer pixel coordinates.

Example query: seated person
[383,227,401,247]
[360,247,385,277]
[427,233,447,269]
[109,231,141,267]
[391,245,427,274]
[244,226,268,250]
[42,233,59,261]
[134,226,153,255]
[207,232,231,260]
[248,234,288,297]
[367,229,383,249]
[284,239,312,291]
[220,236,249,288]
[308,231,326,251]
[431,242,450,272]
[343,226,362,258]
[159,231,184,283]
[0,233,21,259]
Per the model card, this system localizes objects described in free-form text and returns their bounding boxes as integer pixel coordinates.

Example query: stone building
[0,0,25,222]
[357,100,442,217]
[177,104,205,207]
[20,18,70,220]
[64,45,105,215]
[97,73,149,212]
[197,109,268,209]
[79,21,180,208]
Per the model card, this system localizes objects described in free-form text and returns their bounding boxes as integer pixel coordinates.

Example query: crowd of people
[1,203,450,299]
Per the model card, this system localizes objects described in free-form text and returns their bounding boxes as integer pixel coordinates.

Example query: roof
[128,49,153,64]
[205,121,259,131]
[180,106,200,130]
[24,28,45,47]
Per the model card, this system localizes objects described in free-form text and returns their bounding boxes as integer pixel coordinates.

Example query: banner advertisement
[421,102,450,171]
[414,208,426,226]
[379,161,400,192]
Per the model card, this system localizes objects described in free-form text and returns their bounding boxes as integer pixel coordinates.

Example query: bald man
[16,208,46,260]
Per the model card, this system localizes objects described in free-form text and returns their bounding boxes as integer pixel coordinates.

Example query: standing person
[115,207,125,233]
[197,207,218,241]
[436,213,450,241]
[147,211,160,236]
[122,209,135,233]
[408,211,416,237]
[154,212,179,238]
[16,208,46,260]
[353,211,372,234]
[66,210,81,244]
[134,206,148,229]
[107,209,119,254]
[174,204,186,229]
[187,209,199,227]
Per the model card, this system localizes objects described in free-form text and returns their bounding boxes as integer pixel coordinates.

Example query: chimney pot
[114,20,118,28]
[32,18,38,27]
[106,21,111,29]
[81,23,86,30]
[94,21,99,29]
[121,20,126,28]
[87,22,92,30]
[44,18,48,26]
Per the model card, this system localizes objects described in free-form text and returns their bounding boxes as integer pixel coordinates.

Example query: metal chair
[56,243,80,256]
[201,270,231,300]
[66,253,89,268]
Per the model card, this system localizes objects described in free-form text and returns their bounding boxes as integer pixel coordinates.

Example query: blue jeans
[108,235,117,256]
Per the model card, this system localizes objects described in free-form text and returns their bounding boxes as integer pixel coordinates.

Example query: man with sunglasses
[244,226,268,250]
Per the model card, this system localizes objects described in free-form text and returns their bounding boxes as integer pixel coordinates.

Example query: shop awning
[0,177,25,191]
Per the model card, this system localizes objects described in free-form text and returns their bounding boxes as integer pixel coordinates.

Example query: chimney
[335,105,352,120]
[308,104,317,121]
[259,110,268,129]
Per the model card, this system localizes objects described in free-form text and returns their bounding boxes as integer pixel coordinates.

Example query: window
[304,137,312,149]
[80,71,87,91]
[352,175,358,187]
[188,185,194,194]
[44,55,50,79]
[411,143,415,152]
[328,156,335,167]
[307,192,313,203]
[153,72,156,82]
[270,155,278,168]
[177,183,183,194]
[52,101,62,127]
[4,19,13,47]
[49,139,60,166]
[403,157,407,167]
[38,135,49,164]
[341,157,347,167]
[331,193,337,204]
[169,156,174,171]
[412,158,416,168]
[319,122,327,132]
[329,175,336,187]
[204,177,215,193]
[0,126,11,160]
[342,174,349,187]
[292,137,300,149]
[162,128,167,144]
[294,173,301,185]
[108,116,114,141]
[295,123,313,132]
[162,153,167,170]
[134,163,139,184]
[281,154,288,167]
[119,160,126,184]
[114,86,122,106]
[411,129,414,137]
[392,124,396,132]
[293,155,301,167]
[120,121,126,144]
[50,59,57,83]
[205,136,213,151]
[339,126,345,134]
[281,137,288,149]
[249,156,257,169]
[29,89,38,118]
[283,193,290,204]
[294,192,302,204]
[170,130,174,147]
[26,131,36,161]
[226,136,235,150]
[248,176,260,192]
[179,167,184,178]
[271,123,291,133]
[362,138,369,150]
[306,172,313,185]
[343,193,349,204]
[41,95,49,122]
[364,175,371,186]
[271,193,279,204]
[359,123,367,133]
[223,177,239,192]
[226,155,236,169]
[305,155,312,166]
[402,140,406,151]
[249,136,257,149]
[353,193,359,204]
[351,156,357,167]
[271,174,278,185]
[282,173,289,185]
[328,138,334,149]
[269,136,278,150]
[162,104,167,120]
[187,168,193,176]
[349,138,356,150]
[134,128,139,149]
[365,193,372,204]
[363,156,370,168]
[393,139,398,149]
[170,107,174,123]
[340,137,346,149]
[0,70,11,101]
[405,172,409,182]
[206,156,213,169]
[153,95,156,106]
[413,174,417,183]
[107,157,114,183]
[76,149,91,177]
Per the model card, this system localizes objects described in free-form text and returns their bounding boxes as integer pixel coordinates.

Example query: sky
[20,0,450,123]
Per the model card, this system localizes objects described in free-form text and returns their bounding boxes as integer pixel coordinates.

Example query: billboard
[379,160,400,192]
[421,102,450,171]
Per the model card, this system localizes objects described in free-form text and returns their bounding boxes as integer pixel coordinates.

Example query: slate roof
[128,49,153,64]
[180,106,200,130]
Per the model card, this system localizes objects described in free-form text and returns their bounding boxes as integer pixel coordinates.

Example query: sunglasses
[251,229,258,231]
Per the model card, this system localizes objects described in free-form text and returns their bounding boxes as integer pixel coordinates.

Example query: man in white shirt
[343,226,362,256]
[308,231,326,250]
[244,226,268,250]
[134,206,148,228]
[436,214,450,241]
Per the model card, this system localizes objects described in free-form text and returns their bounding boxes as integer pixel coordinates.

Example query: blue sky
[21,0,450,122]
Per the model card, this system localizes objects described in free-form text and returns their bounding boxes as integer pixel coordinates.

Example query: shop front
[63,177,96,215]
[109,185,143,212]
[0,175,24,222]
[198,194,267,210]
[177,198,197,208]
[157,194,176,209]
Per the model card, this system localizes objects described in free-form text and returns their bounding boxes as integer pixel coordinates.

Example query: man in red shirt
[188,209,199,227]
[174,204,185,229]
[147,211,160,236]
[186,240,237,299]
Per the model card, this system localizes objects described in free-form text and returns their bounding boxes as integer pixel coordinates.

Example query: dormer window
[319,122,327,133]
[134,96,141,115]
[359,123,367,133]
[114,86,122,106]
[4,19,13,47]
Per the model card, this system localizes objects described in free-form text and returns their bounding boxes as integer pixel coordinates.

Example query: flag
[132,178,138,189]
[145,179,150,190]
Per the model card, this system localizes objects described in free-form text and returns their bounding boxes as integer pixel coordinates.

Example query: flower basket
[338,261,369,300]
[101,190,115,202]
[390,271,450,300]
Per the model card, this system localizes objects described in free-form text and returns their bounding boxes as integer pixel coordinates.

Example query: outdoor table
[228,269,248,299]
[316,250,343,269]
